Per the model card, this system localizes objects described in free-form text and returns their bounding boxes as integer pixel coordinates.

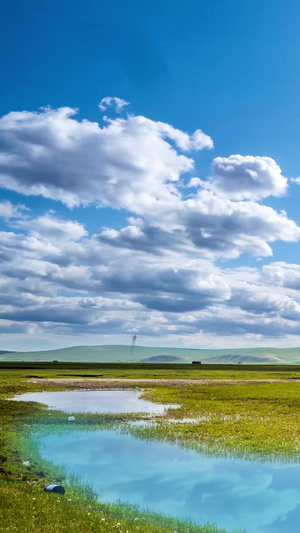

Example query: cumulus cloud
[14,214,88,242]
[186,177,202,188]
[0,213,231,312]
[177,304,300,338]
[0,103,296,260]
[180,191,300,257]
[208,155,288,200]
[0,200,27,218]
[263,262,300,291]
[99,222,183,255]
[229,286,300,321]
[101,192,300,259]
[98,96,130,112]
[0,106,212,210]
[0,101,300,347]
[1,210,300,344]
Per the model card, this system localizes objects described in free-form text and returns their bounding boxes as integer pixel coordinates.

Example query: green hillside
[1,344,300,364]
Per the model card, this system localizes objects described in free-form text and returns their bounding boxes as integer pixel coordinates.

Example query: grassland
[1,362,300,532]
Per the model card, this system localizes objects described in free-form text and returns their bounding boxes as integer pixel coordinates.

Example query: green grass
[2,361,300,532]
[0,479,237,533]
[136,382,300,460]
[2,360,300,380]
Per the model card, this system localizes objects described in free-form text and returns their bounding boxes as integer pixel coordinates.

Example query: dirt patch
[60,374,103,378]
[26,377,300,388]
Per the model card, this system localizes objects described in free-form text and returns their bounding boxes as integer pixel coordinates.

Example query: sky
[1,0,300,350]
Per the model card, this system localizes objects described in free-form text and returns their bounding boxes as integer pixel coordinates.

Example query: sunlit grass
[137,382,300,460]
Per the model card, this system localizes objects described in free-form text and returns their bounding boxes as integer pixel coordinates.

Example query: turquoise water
[38,427,300,533]
[12,390,178,414]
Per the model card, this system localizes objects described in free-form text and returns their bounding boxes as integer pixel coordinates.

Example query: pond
[12,389,178,414]
[37,427,300,533]
[17,390,300,532]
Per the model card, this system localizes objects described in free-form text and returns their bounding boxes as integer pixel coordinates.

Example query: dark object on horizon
[44,484,65,494]
[53,360,58,362]
[192,361,202,364]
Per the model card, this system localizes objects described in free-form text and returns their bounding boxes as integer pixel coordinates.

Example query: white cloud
[0,101,300,347]
[102,191,300,259]
[263,262,300,290]
[1,210,300,345]
[208,155,288,200]
[229,286,300,321]
[186,177,202,188]
[14,214,88,242]
[99,96,130,112]
[290,177,300,184]
[0,200,27,218]
[0,104,296,261]
[179,190,300,257]
[0,107,212,211]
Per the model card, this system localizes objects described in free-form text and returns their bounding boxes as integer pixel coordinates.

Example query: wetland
[1,362,300,533]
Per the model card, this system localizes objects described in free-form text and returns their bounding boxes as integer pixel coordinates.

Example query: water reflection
[38,429,300,533]
[12,390,178,414]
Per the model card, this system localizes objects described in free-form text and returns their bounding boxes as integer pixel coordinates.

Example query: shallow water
[12,390,178,415]
[38,427,300,533]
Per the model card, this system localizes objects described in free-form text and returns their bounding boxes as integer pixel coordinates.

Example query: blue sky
[1,0,300,350]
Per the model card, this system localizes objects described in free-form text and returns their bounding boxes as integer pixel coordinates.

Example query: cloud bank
[0,100,300,349]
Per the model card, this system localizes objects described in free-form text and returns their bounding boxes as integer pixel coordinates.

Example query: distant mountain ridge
[1,344,300,364]
[139,355,182,364]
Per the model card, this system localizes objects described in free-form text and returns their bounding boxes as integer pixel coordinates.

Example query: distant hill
[139,355,182,364]
[1,344,300,364]
[204,353,282,364]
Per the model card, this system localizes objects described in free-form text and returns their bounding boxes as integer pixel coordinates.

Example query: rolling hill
[1,344,300,364]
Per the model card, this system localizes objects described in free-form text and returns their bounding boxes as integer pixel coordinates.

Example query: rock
[44,484,65,494]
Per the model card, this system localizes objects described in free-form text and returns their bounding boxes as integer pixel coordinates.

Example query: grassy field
[2,360,300,378]
[1,362,300,532]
